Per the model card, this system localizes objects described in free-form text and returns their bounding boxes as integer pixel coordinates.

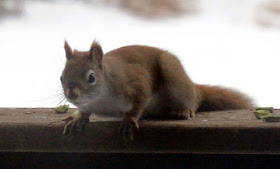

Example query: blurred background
[0,0,279,108]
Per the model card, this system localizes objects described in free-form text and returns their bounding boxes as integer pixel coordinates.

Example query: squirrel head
[61,40,105,106]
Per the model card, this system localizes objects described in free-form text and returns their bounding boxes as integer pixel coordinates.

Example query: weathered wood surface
[0,108,279,154]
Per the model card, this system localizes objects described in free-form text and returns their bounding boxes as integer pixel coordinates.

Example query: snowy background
[0,0,279,108]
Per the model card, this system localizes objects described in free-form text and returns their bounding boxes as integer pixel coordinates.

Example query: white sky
[0,0,279,108]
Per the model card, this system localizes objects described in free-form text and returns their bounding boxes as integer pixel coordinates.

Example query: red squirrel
[61,40,253,143]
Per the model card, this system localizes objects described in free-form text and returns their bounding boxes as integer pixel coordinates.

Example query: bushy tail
[196,84,254,112]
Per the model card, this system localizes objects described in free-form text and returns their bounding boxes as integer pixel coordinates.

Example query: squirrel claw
[178,110,195,120]
[63,111,88,136]
[63,118,87,136]
[120,118,139,145]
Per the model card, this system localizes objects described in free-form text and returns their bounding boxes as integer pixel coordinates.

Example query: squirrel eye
[88,73,96,84]
[60,75,63,82]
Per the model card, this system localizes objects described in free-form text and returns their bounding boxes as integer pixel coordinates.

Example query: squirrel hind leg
[164,110,195,120]
[158,52,199,119]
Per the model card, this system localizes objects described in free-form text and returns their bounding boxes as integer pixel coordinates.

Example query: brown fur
[196,85,253,112]
[61,41,254,141]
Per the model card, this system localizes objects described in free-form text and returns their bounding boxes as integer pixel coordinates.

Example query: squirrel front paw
[120,117,139,145]
[62,111,89,136]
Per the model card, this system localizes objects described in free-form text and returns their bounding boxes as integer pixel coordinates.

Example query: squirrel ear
[64,40,73,60]
[89,40,103,69]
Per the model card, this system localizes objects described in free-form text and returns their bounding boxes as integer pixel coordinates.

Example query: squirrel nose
[68,91,78,100]
[67,83,79,100]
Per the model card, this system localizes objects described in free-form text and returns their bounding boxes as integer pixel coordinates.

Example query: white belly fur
[78,94,132,117]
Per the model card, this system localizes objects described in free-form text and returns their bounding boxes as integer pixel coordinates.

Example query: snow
[0,0,279,108]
